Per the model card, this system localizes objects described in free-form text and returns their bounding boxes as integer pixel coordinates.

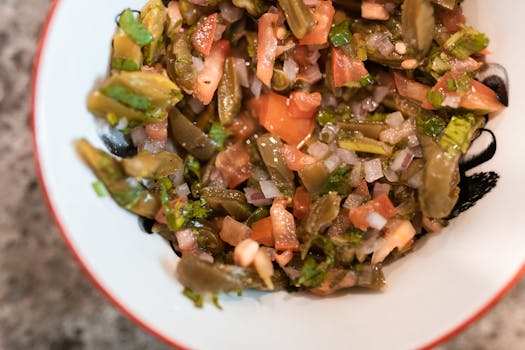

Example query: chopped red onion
[168,168,185,186]
[219,0,244,23]
[214,24,227,41]
[307,141,331,160]
[385,111,404,128]
[209,168,228,188]
[324,154,341,172]
[141,138,166,154]
[116,117,128,131]
[192,56,204,73]
[366,212,388,230]
[176,183,191,197]
[268,6,281,14]
[251,166,270,181]
[131,126,147,147]
[407,135,420,148]
[233,58,250,88]
[390,148,414,172]
[352,97,379,119]
[297,64,322,84]
[373,86,390,104]
[244,187,273,206]
[373,182,391,198]
[409,146,423,158]
[364,159,384,183]
[188,97,205,114]
[260,180,282,199]
[383,168,399,182]
[366,32,394,56]
[283,56,299,82]
[195,250,214,263]
[350,161,363,187]
[250,76,263,97]
[343,193,366,209]
[322,93,338,108]
[337,148,359,165]
[176,229,197,252]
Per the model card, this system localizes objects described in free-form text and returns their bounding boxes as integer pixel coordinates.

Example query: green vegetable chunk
[256,134,295,196]
[320,166,352,196]
[139,0,166,65]
[122,151,184,179]
[118,9,154,47]
[169,108,216,161]
[209,123,233,151]
[277,0,314,39]
[218,57,242,126]
[444,26,489,60]
[401,0,435,56]
[100,85,152,112]
[111,32,143,71]
[329,20,353,47]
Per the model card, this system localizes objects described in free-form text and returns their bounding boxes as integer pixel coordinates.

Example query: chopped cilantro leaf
[329,20,353,47]
[208,122,233,150]
[317,108,336,127]
[320,166,352,196]
[427,88,445,109]
[182,288,203,308]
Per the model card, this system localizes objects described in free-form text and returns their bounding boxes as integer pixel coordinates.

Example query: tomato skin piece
[393,72,431,105]
[250,216,274,247]
[299,1,335,45]
[288,91,322,119]
[215,142,252,189]
[349,194,397,231]
[256,13,280,87]
[194,40,230,105]
[437,6,466,32]
[192,13,218,56]
[331,47,369,88]
[271,197,299,251]
[282,144,316,171]
[293,186,312,220]
[145,120,168,140]
[248,92,315,146]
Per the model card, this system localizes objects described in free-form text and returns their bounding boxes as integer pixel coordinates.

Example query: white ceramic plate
[33,1,525,349]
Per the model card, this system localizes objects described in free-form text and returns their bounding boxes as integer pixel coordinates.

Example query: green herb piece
[112,185,146,210]
[346,229,365,244]
[296,258,329,288]
[209,122,233,150]
[183,288,203,308]
[427,88,445,109]
[184,155,201,183]
[118,8,154,47]
[445,73,473,94]
[444,26,489,60]
[92,181,109,197]
[320,166,352,196]
[439,114,476,155]
[317,108,336,126]
[360,74,374,87]
[100,85,152,112]
[329,20,353,47]
[212,293,223,310]
[111,57,141,71]
[417,114,447,138]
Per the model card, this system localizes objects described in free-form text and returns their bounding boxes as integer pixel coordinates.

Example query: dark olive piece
[99,125,137,158]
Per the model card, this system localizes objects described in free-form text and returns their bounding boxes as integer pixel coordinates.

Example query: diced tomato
[250,216,274,247]
[371,220,416,264]
[293,186,312,220]
[299,1,335,45]
[296,64,323,84]
[194,40,230,105]
[215,141,252,188]
[192,13,218,56]
[432,72,505,113]
[292,46,313,67]
[176,229,198,253]
[437,6,466,32]
[220,216,252,246]
[332,47,369,88]
[450,57,483,73]
[288,91,322,119]
[349,194,397,231]
[271,197,299,251]
[353,179,370,197]
[309,269,356,296]
[248,92,315,146]
[274,250,294,267]
[256,13,280,86]
[145,120,168,140]
[226,112,258,140]
[393,72,431,106]
[361,2,390,20]
[282,144,316,171]
[154,196,187,224]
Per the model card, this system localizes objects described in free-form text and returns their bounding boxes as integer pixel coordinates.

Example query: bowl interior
[33,1,525,349]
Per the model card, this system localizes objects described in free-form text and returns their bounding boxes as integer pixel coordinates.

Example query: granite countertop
[0,1,523,349]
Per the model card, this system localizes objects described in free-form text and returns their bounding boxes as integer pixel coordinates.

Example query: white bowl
[32,1,525,349]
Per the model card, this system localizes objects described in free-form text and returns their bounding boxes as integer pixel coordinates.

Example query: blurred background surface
[0,1,523,349]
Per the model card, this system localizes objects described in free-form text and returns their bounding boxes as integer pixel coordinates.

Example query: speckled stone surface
[0,1,524,349]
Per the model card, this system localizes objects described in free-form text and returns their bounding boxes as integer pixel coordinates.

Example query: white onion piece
[233,58,250,88]
[407,135,420,148]
[234,239,260,267]
[441,94,461,108]
[324,154,341,172]
[176,183,191,197]
[307,141,331,160]
[260,180,282,199]
[390,148,414,172]
[343,193,366,209]
[214,23,227,41]
[283,56,299,82]
[192,56,204,72]
[356,235,385,257]
[364,159,384,183]
[366,212,388,230]
[188,97,205,114]
[219,0,243,23]
[251,166,270,181]
[409,145,423,158]
[130,126,147,147]
[244,187,273,206]
[115,117,128,131]
[350,161,363,187]
[141,138,166,154]
[373,182,391,198]
[385,111,404,128]
[383,168,399,182]
[250,76,263,97]
[254,249,275,290]
[336,148,359,165]
[320,124,340,144]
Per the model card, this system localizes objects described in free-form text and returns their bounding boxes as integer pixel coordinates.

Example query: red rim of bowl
[31,1,525,349]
